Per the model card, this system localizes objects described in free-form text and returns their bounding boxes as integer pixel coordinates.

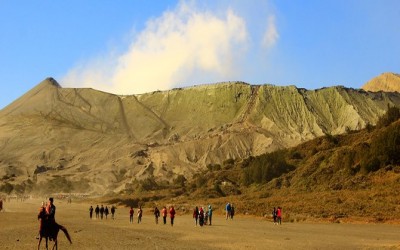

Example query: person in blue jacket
[225,202,231,220]
[208,205,213,225]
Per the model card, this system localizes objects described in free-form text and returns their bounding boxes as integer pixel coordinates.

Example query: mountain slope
[1,78,400,195]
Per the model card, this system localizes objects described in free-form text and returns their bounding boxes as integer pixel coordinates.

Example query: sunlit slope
[1,77,400,194]
[362,72,400,92]
[133,82,251,140]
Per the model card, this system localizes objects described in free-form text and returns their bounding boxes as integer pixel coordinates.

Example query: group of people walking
[193,205,213,226]
[87,202,282,226]
[86,201,284,227]
[129,205,176,226]
[225,202,235,220]
[89,205,116,220]
[89,204,177,226]
[129,206,144,224]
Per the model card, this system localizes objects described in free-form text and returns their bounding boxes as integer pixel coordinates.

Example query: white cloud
[61,1,278,94]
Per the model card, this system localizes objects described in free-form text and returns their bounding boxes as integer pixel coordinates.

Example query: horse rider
[46,197,56,240]
[46,197,56,222]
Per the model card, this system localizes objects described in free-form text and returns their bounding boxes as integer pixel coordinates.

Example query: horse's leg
[45,237,48,250]
[37,236,42,250]
[52,228,58,250]
[51,238,57,250]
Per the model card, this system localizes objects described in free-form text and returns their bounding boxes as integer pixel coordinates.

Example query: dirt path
[0,199,399,249]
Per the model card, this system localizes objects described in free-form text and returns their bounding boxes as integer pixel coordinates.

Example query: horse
[37,209,72,250]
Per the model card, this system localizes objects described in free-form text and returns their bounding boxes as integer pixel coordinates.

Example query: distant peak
[43,77,62,88]
[362,72,400,92]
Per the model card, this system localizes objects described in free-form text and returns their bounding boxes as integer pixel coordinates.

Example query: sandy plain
[0,198,399,250]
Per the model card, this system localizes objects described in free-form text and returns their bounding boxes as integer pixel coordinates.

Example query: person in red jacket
[169,206,176,226]
[277,207,282,225]
[161,206,167,225]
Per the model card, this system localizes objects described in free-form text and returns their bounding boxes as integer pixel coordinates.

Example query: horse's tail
[58,224,72,244]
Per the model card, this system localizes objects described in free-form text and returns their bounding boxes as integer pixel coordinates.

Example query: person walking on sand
[169,206,176,226]
[129,207,134,224]
[230,204,235,220]
[154,207,160,224]
[193,206,199,226]
[272,207,277,225]
[277,207,282,225]
[225,202,231,220]
[100,205,104,220]
[204,208,209,225]
[137,206,143,224]
[199,207,205,226]
[95,205,100,219]
[104,206,109,219]
[208,205,213,226]
[162,206,167,225]
[89,205,94,219]
[111,205,116,220]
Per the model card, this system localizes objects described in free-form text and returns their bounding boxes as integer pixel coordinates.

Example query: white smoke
[61,1,278,94]
[262,15,279,48]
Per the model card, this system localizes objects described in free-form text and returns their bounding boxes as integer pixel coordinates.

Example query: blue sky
[1,0,399,109]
